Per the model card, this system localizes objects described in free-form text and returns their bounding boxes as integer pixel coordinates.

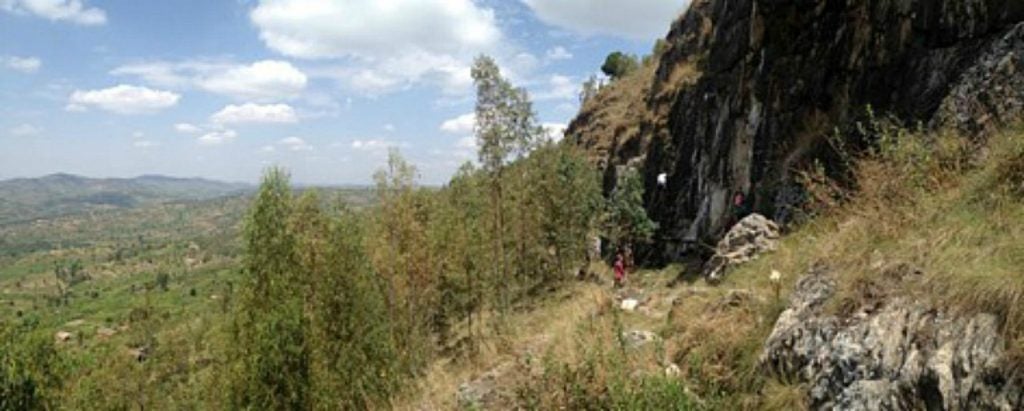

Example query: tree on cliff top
[601,51,640,80]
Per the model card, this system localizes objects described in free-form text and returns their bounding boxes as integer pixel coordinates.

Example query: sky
[0,0,689,185]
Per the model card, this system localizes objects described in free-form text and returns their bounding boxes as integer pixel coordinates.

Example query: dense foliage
[601,51,640,80]
[217,56,605,407]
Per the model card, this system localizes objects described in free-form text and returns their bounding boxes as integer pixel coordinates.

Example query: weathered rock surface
[761,266,1023,410]
[54,330,73,343]
[703,213,780,282]
[622,329,661,349]
[568,0,1024,262]
[457,362,514,409]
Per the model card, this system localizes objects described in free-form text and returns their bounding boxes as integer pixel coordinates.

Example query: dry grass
[655,125,1024,408]
[571,57,700,165]
[393,281,611,410]
[396,125,1024,409]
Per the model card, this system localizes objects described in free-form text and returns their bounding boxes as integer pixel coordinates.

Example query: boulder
[456,362,514,409]
[665,363,682,378]
[96,327,116,338]
[761,266,1022,409]
[54,331,73,343]
[127,346,149,362]
[703,214,780,283]
[622,330,661,349]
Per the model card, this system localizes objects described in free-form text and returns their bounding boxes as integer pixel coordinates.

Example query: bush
[601,51,640,80]
[155,272,170,292]
[0,319,62,411]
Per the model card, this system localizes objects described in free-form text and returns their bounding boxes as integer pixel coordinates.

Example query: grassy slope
[658,126,1024,408]
[428,126,1024,410]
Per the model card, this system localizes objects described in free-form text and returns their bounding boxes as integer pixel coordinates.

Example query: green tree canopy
[601,51,640,80]
[603,168,658,250]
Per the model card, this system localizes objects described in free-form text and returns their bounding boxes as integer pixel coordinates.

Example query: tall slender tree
[472,55,544,306]
[368,149,434,373]
[227,167,310,409]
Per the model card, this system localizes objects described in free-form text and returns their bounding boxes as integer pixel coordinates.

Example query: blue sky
[1,0,688,185]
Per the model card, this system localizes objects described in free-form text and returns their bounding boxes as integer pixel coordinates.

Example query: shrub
[601,51,640,80]
[0,319,63,411]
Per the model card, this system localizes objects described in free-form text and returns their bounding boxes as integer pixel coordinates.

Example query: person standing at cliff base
[614,252,626,288]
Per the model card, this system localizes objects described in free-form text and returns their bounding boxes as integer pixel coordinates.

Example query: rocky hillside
[568,0,1024,262]
[563,1,1024,409]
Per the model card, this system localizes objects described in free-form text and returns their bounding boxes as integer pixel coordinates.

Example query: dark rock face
[568,0,1024,261]
[761,267,1023,410]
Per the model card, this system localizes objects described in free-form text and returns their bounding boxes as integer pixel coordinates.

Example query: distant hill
[0,173,251,225]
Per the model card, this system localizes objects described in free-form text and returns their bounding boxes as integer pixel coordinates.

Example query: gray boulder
[761,266,1022,410]
[703,213,780,283]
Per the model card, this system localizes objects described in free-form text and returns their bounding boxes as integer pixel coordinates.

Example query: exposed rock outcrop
[702,213,780,283]
[568,0,1024,262]
[761,266,1023,410]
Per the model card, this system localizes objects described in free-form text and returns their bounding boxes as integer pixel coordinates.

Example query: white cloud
[351,139,406,152]
[456,135,477,150]
[174,123,202,134]
[1,0,107,25]
[523,0,686,39]
[543,122,568,142]
[133,140,159,148]
[308,50,474,96]
[440,112,475,134]
[280,136,313,151]
[198,60,307,101]
[545,46,573,61]
[383,123,396,132]
[111,60,221,89]
[534,74,577,101]
[251,0,499,59]
[197,129,238,146]
[9,123,41,136]
[210,103,298,124]
[67,84,180,114]
[113,59,308,101]
[251,0,502,96]
[260,145,276,153]
[441,112,562,142]
[3,56,41,73]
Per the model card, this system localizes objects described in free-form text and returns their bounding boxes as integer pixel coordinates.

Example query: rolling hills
[0,173,251,226]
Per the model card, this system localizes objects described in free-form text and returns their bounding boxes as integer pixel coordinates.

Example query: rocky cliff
[567,0,1024,262]
[762,265,1023,409]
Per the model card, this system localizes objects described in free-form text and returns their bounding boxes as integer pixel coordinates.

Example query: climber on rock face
[731,191,747,226]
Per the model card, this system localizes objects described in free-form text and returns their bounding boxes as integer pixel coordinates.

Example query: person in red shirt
[614,252,626,288]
